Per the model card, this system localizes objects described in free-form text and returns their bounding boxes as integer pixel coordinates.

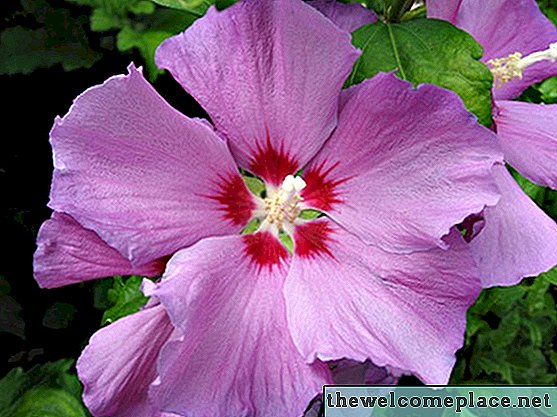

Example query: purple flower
[34,0,502,415]
[428,0,557,286]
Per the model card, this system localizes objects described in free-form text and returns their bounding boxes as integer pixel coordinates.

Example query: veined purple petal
[302,73,502,253]
[149,234,331,417]
[469,165,557,287]
[156,0,359,186]
[307,0,377,33]
[427,0,557,100]
[33,212,164,289]
[49,64,255,266]
[495,100,557,189]
[427,0,463,22]
[285,219,481,384]
[77,304,174,417]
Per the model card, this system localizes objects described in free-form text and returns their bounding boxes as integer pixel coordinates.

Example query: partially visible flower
[34,0,502,415]
[428,0,557,286]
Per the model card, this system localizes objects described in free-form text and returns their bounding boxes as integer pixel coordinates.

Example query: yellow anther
[488,52,523,87]
[262,175,306,229]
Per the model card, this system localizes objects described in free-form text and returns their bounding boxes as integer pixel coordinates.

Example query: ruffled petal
[469,165,557,287]
[285,219,481,384]
[33,212,164,289]
[49,64,255,265]
[149,233,331,417]
[307,0,377,33]
[77,304,174,417]
[427,0,557,100]
[495,100,557,189]
[302,73,501,253]
[156,0,359,186]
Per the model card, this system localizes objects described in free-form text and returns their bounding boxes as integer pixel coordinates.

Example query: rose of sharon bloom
[428,0,557,286]
[34,0,503,415]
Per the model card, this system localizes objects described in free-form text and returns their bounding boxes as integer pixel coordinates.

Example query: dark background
[0,0,209,379]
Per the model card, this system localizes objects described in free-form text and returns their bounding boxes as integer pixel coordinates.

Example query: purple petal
[302,73,502,253]
[156,0,359,186]
[77,304,174,417]
[149,234,331,417]
[33,212,164,289]
[307,0,377,33]
[285,219,481,384]
[469,165,557,287]
[426,0,463,22]
[495,100,557,189]
[49,64,255,266]
[428,0,557,100]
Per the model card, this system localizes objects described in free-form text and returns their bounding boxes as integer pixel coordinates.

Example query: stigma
[259,174,306,234]
[487,42,557,88]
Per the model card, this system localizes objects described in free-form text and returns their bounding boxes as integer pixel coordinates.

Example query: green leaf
[42,302,77,330]
[116,8,197,79]
[11,388,87,417]
[101,276,148,325]
[0,360,88,417]
[279,231,294,253]
[456,274,557,385]
[130,0,156,14]
[516,84,544,103]
[348,19,494,126]
[242,218,260,234]
[243,175,266,197]
[0,368,27,414]
[517,76,557,104]
[93,279,114,310]
[299,209,322,220]
[540,266,557,286]
[149,0,213,15]
[90,8,121,31]
[0,276,25,339]
[538,76,557,104]
[117,26,172,77]
[0,26,101,75]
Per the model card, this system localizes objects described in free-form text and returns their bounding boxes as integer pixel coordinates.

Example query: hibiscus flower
[428,0,557,286]
[34,0,502,415]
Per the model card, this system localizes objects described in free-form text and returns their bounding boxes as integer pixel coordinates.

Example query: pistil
[257,174,306,235]
[488,42,557,88]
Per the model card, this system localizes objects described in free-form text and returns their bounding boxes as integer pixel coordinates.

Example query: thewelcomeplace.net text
[326,390,552,413]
